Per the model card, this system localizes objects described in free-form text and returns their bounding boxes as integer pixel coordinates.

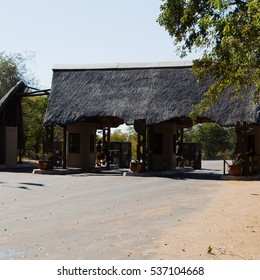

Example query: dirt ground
[153,180,260,260]
[0,162,259,260]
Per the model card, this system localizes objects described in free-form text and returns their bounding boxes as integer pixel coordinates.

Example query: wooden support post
[147,125,153,171]
[17,97,24,164]
[134,119,147,171]
[63,126,67,169]
[1,110,6,164]
[235,122,249,175]
[103,127,111,170]
[137,131,141,161]
[0,115,4,164]
[107,128,110,170]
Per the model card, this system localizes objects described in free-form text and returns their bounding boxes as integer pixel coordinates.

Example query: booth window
[69,133,80,153]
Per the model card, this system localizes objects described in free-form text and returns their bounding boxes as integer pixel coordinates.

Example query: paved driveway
[0,163,223,260]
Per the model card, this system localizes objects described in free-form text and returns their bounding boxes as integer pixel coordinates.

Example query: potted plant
[38,153,53,170]
[130,159,138,172]
[136,161,144,172]
[130,159,144,173]
[228,153,244,176]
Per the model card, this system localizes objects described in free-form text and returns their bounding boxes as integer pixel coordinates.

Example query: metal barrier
[224,155,260,176]
[223,159,230,175]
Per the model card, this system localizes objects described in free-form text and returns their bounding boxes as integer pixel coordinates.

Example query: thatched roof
[0,81,26,115]
[45,62,260,127]
[0,81,27,127]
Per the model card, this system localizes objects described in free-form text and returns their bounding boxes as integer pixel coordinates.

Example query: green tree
[110,129,129,142]
[0,51,37,98]
[126,126,138,159]
[22,96,48,159]
[158,0,260,117]
[184,123,235,159]
[110,126,138,158]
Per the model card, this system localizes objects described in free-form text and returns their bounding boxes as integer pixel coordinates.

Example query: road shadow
[19,182,44,187]
[0,165,37,174]
[17,182,45,190]
[164,170,222,181]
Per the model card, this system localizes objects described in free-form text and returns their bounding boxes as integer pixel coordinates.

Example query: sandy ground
[153,180,260,260]
[0,162,259,260]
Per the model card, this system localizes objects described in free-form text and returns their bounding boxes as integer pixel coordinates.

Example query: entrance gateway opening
[43,117,201,174]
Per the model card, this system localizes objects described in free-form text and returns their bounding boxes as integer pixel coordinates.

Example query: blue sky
[1,0,200,89]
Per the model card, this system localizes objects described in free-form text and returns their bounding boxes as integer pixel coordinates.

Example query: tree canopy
[0,52,37,98]
[23,96,48,159]
[158,0,260,117]
[110,126,138,159]
[184,123,236,159]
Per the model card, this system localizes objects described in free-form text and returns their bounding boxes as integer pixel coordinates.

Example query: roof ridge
[53,61,193,70]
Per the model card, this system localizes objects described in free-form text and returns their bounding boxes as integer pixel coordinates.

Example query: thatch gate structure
[0,81,26,167]
[0,82,50,168]
[44,62,260,174]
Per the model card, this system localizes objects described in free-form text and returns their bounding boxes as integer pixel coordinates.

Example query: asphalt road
[0,161,223,259]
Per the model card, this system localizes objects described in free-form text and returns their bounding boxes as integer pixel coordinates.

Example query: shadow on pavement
[0,162,38,174]
[166,171,222,180]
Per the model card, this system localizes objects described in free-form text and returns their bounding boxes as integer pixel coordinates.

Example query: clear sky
[1,0,200,89]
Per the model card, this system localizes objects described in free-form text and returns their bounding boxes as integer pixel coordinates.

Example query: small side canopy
[0,81,50,166]
[0,81,26,165]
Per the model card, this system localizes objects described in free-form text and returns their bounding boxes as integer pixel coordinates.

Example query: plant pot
[136,162,144,172]
[130,162,144,173]
[38,160,52,170]
[228,165,243,176]
[130,162,137,172]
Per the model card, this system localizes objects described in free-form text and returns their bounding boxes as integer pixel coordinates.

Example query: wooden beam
[102,128,111,170]
[17,89,51,96]
[147,125,153,171]
[62,126,67,169]
[134,119,147,170]
[22,92,50,97]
